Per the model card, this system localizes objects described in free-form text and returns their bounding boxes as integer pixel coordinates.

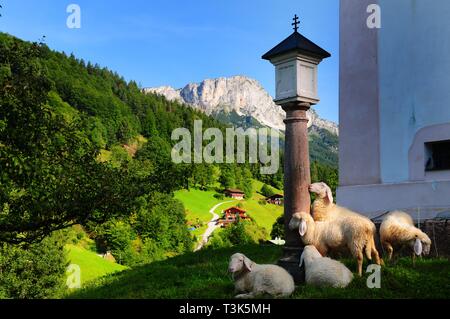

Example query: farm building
[218,207,251,227]
[224,188,245,200]
[338,0,450,221]
[266,194,284,205]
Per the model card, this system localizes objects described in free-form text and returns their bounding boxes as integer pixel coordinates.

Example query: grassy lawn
[240,199,283,236]
[176,180,283,239]
[67,244,450,299]
[174,189,236,223]
[237,180,283,236]
[252,179,283,196]
[190,224,208,239]
[65,244,128,286]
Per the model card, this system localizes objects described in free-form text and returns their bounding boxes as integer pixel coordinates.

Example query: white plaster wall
[339,0,381,187]
[378,0,450,183]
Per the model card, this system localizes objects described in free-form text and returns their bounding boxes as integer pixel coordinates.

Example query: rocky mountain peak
[143,75,338,135]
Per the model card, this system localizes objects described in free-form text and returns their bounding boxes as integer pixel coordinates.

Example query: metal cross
[292,14,300,32]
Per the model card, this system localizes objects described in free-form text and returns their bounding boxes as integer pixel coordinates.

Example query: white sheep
[380,211,432,262]
[309,182,348,221]
[289,211,382,276]
[228,253,295,299]
[299,245,353,288]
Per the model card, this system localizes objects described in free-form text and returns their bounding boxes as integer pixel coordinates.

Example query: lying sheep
[289,211,382,276]
[300,245,353,288]
[380,211,432,262]
[228,253,295,299]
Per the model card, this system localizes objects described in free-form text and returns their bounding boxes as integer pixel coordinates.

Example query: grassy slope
[66,244,128,286]
[68,244,450,299]
[176,180,283,236]
[174,189,239,240]
[240,180,283,235]
[240,199,283,234]
[174,189,233,223]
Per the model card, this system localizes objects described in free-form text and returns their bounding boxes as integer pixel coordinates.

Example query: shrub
[0,235,67,299]
[213,193,224,200]
[92,192,193,266]
[207,219,266,249]
[270,215,284,240]
[260,184,275,197]
[258,199,267,205]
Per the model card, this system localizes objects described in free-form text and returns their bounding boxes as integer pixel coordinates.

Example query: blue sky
[0,0,339,122]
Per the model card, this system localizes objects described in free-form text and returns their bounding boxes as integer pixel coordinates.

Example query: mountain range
[143,75,338,134]
[144,75,339,166]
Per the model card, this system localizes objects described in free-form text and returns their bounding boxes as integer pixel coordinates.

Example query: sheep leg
[371,247,382,266]
[412,252,416,267]
[383,242,393,260]
[356,251,363,276]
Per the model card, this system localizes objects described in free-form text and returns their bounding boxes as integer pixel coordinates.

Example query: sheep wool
[300,245,353,288]
[289,211,382,276]
[228,253,295,299]
[380,211,432,260]
[310,182,365,222]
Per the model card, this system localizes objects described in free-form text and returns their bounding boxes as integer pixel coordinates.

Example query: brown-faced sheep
[380,211,432,262]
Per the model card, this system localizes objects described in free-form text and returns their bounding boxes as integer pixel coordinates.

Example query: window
[425,140,450,171]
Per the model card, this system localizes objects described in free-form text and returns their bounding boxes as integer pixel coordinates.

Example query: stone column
[277,101,311,283]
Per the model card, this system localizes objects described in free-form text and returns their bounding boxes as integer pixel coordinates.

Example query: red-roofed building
[218,206,251,227]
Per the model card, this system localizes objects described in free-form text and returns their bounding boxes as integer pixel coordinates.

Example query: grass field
[68,244,450,299]
[240,199,283,235]
[175,180,283,240]
[65,244,128,286]
[174,189,237,223]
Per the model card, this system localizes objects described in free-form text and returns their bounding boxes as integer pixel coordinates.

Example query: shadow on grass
[68,244,282,299]
[68,245,450,299]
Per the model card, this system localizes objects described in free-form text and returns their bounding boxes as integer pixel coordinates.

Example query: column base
[277,246,305,284]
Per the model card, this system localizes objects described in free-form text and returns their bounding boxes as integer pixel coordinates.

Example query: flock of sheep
[228,182,432,298]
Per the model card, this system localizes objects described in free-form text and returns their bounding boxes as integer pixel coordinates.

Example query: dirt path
[194,201,233,252]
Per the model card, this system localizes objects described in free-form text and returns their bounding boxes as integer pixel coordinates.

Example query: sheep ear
[326,186,333,204]
[299,251,304,267]
[299,219,307,236]
[243,257,252,272]
[414,238,423,256]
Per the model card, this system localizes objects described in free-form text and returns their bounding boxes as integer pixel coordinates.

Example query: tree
[219,165,235,189]
[270,216,284,240]
[237,167,253,199]
[0,234,67,298]
[0,35,135,244]
[260,184,275,197]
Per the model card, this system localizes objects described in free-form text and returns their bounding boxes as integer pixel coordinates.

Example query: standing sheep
[228,253,295,299]
[309,182,358,222]
[300,245,353,288]
[380,211,432,262]
[289,211,382,276]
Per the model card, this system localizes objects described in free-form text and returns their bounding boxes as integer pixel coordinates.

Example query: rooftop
[224,188,244,194]
[262,31,331,61]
